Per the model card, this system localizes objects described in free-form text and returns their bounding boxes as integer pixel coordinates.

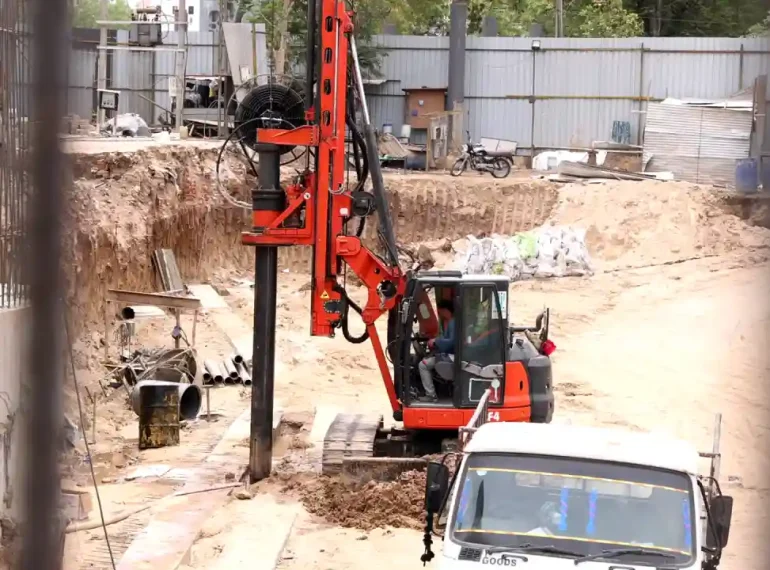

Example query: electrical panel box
[97,89,121,112]
[128,22,162,47]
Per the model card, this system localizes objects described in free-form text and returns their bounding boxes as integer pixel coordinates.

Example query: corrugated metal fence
[365,36,770,152]
[0,0,30,308]
[67,27,249,125]
[66,33,770,152]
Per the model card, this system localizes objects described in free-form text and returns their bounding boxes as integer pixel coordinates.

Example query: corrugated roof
[643,103,752,186]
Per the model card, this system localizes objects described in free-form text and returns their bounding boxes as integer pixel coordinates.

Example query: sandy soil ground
[59,143,770,570]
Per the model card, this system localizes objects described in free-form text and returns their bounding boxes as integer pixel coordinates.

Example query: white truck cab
[420,397,733,570]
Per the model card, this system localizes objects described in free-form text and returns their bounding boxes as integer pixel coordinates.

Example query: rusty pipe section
[130,380,202,421]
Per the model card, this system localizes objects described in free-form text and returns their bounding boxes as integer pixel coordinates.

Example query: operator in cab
[418,299,456,403]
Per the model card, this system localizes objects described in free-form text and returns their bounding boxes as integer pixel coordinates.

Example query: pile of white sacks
[453,226,594,280]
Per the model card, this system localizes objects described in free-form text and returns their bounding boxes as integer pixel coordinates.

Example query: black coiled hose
[335,285,369,344]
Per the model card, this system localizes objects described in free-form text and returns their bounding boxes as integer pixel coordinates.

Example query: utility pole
[174,0,187,132]
[446,0,467,150]
[96,0,107,128]
[554,0,564,37]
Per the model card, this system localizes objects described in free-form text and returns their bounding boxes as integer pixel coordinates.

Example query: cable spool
[234,82,306,155]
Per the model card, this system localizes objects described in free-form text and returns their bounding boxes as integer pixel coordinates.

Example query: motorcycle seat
[485,150,513,158]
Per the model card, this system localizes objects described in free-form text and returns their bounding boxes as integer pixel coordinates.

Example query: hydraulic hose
[334,285,369,344]
[346,113,369,194]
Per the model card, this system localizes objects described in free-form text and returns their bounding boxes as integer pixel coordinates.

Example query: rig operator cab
[421,411,733,570]
[392,272,555,431]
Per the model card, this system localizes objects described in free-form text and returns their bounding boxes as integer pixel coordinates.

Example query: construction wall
[64,32,770,153]
[364,36,770,153]
[66,25,269,126]
[0,307,30,521]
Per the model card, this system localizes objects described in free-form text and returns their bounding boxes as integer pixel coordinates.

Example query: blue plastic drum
[735,158,758,193]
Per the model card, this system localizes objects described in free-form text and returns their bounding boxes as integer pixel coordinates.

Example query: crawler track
[321,413,383,475]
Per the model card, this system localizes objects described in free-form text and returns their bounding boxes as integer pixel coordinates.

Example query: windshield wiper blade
[574,548,677,565]
[487,543,581,557]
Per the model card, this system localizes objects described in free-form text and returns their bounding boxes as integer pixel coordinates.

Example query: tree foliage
[243,0,388,77]
[236,0,767,57]
[71,0,132,28]
[746,10,770,36]
[629,0,766,37]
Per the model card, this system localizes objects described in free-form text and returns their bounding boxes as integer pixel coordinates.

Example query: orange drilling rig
[223,0,556,482]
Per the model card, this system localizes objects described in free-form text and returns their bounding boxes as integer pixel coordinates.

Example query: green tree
[243,0,388,77]
[572,0,643,36]
[71,0,132,28]
[628,0,766,37]
[386,0,451,35]
[746,10,770,36]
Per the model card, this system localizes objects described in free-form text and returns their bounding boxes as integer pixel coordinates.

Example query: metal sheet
[221,22,269,94]
[65,34,770,147]
[644,103,752,186]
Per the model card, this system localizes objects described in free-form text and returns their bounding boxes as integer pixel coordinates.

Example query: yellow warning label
[320,290,330,300]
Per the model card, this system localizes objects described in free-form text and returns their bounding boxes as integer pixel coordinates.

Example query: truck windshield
[451,453,696,566]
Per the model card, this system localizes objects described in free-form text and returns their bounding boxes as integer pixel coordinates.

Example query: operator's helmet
[538,501,563,531]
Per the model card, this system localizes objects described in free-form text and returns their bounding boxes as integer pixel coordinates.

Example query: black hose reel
[233,82,307,156]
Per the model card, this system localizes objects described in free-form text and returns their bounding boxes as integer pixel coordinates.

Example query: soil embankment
[66,145,559,330]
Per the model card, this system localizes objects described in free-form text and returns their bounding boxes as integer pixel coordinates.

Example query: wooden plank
[106,290,201,311]
[186,284,230,311]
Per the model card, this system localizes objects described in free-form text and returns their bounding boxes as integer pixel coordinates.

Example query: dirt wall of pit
[67,146,558,330]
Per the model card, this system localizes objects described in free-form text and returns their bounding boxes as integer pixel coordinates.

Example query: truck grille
[458,547,482,562]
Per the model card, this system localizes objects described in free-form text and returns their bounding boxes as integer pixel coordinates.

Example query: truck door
[454,283,508,408]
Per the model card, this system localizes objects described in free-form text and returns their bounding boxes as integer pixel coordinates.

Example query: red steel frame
[241,0,404,413]
[241,0,533,427]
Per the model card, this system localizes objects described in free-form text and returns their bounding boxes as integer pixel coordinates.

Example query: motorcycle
[450,136,512,178]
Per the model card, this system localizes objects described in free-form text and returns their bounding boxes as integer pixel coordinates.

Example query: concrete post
[446,0,467,148]
[96,0,107,129]
[175,0,187,132]
[481,15,498,37]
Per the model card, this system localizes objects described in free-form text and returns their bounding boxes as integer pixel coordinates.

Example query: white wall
[0,307,30,521]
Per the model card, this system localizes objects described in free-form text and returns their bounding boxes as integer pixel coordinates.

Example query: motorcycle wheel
[491,157,511,179]
[450,157,467,177]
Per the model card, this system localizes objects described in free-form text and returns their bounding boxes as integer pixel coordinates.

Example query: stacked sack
[455,226,593,280]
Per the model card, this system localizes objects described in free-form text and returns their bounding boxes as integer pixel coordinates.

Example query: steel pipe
[223,358,239,381]
[236,361,251,386]
[204,360,224,384]
[250,148,280,482]
[130,380,202,421]
[222,360,235,384]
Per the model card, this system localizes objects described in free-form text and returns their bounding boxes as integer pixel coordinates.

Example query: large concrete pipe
[131,380,203,421]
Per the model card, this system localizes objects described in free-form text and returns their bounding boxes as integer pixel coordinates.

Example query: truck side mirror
[707,495,734,550]
[425,461,450,515]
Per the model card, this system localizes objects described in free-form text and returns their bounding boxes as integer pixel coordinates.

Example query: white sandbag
[453,225,594,281]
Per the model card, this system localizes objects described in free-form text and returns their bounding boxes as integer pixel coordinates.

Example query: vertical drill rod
[249,149,281,482]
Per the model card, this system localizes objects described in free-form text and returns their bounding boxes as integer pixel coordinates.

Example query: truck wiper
[574,548,676,565]
[487,543,581,557]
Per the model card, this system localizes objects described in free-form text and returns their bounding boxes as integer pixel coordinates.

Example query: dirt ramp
[549,181,770,269]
